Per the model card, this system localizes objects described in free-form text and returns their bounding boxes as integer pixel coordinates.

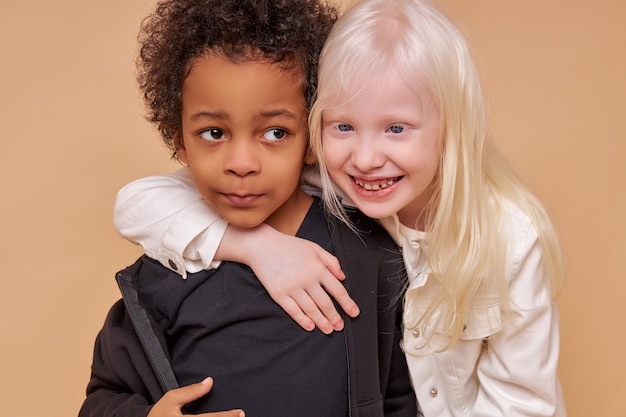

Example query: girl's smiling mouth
[352,176,402,191]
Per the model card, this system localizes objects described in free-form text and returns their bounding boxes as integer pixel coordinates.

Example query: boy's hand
[234,224,360,334]
[148,377,244,417]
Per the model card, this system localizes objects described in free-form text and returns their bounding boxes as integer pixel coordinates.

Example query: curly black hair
[137,0,338,154]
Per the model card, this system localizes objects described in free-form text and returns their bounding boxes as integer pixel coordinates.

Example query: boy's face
[177,53,313,230]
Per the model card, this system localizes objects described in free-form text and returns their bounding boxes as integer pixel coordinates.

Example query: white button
[412,329,420,338]
[430,387,438,398]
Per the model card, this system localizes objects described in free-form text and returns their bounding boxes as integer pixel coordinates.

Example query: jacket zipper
[327,214,353,417]
[117,271,179,393]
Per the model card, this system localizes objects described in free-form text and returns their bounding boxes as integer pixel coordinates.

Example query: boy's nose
[223,139,261,176]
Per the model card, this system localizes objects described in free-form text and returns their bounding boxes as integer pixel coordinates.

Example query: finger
[304,241,346,280]
[168,377,214,407]
[291,289,335,334]
[304,285,345,331]
[198,410,245,417]
[322,255,345,281]
[322,277,360,319]
[275,295,316,332]
[175,380,246,417]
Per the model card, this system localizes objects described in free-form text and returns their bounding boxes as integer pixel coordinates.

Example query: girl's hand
[148,377,244,417]
[219,224,360,334]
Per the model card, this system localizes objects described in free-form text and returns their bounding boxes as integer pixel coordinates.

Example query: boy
[79,1,417,417]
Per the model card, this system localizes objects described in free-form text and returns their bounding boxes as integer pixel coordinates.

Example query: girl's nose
[351,135,385,172]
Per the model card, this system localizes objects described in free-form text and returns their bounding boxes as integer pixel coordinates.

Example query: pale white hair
[309,0,564,348]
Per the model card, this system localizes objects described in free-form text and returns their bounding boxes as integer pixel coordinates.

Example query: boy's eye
[389,124,404,134]
[337,123,353,132]
[263,128,287,142]
[200,128,225,141]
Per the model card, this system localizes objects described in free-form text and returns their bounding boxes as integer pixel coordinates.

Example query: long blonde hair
[309,0,565,347]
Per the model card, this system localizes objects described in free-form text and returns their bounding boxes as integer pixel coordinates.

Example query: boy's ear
[304,147,316,165]
[175,134,188,164]
[177,147,188,164]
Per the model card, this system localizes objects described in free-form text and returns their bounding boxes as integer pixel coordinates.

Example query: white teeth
[356,178,397,190]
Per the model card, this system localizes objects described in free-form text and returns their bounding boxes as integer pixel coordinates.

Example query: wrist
[217,223,272,264]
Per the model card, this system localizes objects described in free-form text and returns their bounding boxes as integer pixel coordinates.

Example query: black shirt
[137,198,348,416]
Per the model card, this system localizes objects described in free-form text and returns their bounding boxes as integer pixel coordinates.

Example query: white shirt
[114,167,225,278]
[114,169,566,416]
[380,204,566,417]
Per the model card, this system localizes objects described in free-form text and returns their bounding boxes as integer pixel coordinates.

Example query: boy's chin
[223,217,266,229]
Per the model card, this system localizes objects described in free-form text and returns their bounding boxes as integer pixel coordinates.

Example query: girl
[115,0,566,415]
[308,0,567,415]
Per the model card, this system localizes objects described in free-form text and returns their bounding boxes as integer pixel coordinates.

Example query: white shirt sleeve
[473,209,566,417]
[113,167,227,278]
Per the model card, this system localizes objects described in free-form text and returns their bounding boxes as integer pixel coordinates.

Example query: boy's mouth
[222,192,263,207]
[353,176,401,191]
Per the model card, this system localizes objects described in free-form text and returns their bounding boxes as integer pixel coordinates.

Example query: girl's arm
[114,167,358,334]
[218,224,357,333]
[114,168,227,277]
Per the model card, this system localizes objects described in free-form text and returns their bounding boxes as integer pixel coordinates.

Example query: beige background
[1,0,624,415]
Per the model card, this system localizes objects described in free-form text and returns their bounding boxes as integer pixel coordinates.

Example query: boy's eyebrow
[189,111,227,122]
[189,109,301,122]
[255,109,300,121]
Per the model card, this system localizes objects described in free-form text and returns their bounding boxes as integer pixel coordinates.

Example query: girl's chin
[349,199,398,220]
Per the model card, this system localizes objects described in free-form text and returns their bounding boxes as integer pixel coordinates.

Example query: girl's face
[321,67,441,228]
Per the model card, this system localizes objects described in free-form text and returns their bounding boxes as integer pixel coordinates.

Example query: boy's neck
[265,188,314,236]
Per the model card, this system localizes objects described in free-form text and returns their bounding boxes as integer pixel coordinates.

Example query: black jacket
[79,209,419,417]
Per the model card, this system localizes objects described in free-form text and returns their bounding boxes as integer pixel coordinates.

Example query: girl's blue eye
[264,128,287,142]
[389,124,404,134]
[200,129,225,141]
[337,123,353,132]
